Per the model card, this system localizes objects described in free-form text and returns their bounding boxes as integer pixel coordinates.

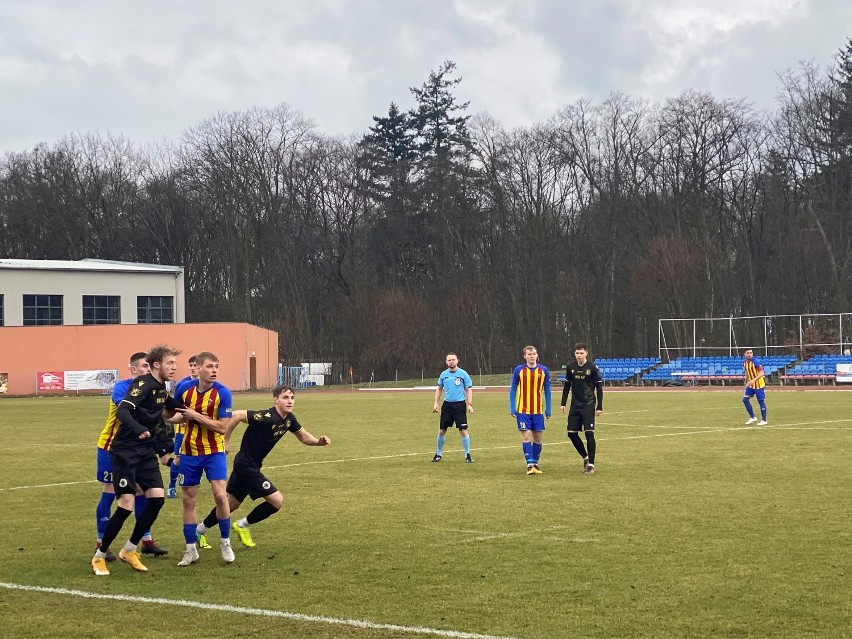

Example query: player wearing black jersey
[92,344,184,576]
[196,384,331,548]
[560,343,603,475]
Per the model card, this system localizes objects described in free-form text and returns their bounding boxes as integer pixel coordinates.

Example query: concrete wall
[0,323,278,395]
[0,268,185,325]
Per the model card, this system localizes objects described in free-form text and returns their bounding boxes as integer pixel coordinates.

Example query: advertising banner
[37,370,118,392]
[37,371,65,391]
[64,370,119,391]
[0,372,7,394]
[837,363,852,383]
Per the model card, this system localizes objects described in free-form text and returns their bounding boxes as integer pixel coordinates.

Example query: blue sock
[169,463,180,488]
[758,400,767,421]
[522,441,533,464]
[532,443,543,464]
[184,523,198,544]
[436,434,445,456]
[96,492,115,539]
[462,435,470,456]
[743,397,755,418]
[218,517,231,540]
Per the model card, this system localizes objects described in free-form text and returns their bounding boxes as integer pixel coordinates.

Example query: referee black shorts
[439,400,468,430]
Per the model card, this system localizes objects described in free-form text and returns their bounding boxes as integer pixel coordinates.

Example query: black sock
[586,432,596,465]
[100,506,133,551]
[247,501,280,525]
[129,497,164,545]
[202,507,218,529]
[568,432,587,459]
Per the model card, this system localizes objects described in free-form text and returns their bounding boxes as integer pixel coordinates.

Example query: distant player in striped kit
[743,349,768,426]
[510,345,551,475]
[431,352,474,463]
[174,351,235,566]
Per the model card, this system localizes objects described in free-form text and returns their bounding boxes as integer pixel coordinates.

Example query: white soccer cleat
[757,420,767,426]
[220,539,235,564]
[177,546,199,567]
[745,417,758,425]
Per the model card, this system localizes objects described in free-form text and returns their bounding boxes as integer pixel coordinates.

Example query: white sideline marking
[1,419,848,492]
[0,581,520,639]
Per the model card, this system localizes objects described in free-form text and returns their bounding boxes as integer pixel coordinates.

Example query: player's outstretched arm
[222,410,248,451]
[294,429,331,446]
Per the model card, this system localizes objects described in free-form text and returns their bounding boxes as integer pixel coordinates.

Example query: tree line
[2,42,851,380]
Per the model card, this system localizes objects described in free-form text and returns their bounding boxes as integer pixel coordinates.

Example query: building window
[23,294,63,325]
[83,295,121,325]
[137,296,174,324]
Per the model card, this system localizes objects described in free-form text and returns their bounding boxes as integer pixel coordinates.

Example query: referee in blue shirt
[432,352,474,463]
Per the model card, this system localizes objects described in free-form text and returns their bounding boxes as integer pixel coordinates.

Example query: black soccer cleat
[141,539,169,556]
[465,454,473,463]
[431,454,442,462]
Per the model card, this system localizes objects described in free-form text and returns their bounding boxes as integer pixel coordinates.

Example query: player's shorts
[227,465,278,501]
[96,447,113,483]
[567,407,596,432]
[744,387,766,401]
[440,401,468,430]
[178,452,228,487]
[516,414,546,432]
[109,447,163,495]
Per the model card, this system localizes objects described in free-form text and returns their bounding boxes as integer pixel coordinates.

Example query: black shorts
[439,401,468,430]
[109,447,164,495]
[567,407,596,432]
[227,465,278,502]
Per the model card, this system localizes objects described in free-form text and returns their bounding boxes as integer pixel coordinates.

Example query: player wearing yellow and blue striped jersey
[174,351,235,566]
[509,345,551,474]
[743,349,768,425]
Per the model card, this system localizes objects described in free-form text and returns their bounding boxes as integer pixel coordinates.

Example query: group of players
[94,342,767,576]
[92,345,330,576]
[432,342,769,475]
[432,342,603,476]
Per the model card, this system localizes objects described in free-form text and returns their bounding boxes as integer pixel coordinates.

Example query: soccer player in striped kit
[743,349,768,426]
[174,351,235,565]
[510,345,551,475]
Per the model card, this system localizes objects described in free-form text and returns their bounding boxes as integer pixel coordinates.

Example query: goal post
[658,313,852,361]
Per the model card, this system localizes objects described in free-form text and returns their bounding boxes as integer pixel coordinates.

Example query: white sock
[196,523,208,535]
[221,538,231,546]
[94,549,107,559]
[186,543,196,551]
[123,541,137,553]
[237,517,250,528]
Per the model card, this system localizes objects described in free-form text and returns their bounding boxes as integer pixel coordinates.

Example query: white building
[0,259,185,326]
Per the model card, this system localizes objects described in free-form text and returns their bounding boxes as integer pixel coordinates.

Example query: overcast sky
[1,0,850,152]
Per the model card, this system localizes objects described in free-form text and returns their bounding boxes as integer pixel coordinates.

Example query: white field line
[0,581,520,639]
[1,419,848,492]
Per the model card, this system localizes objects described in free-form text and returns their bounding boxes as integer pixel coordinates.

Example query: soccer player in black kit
[195,384,331,549]
[91,345,184,575]
[560,343,603,475]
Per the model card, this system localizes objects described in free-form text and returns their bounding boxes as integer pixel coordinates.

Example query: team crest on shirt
[285,419,291,428]
[454,378,461,386]
[130,388,141,397]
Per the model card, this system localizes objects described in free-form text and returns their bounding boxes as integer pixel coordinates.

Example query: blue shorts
[178,452,228,487]
[516,414,546,432]
[96,447,112,483]
[744,387,766,401]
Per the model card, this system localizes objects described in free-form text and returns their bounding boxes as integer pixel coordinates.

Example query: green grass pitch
[0,388,850,638]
